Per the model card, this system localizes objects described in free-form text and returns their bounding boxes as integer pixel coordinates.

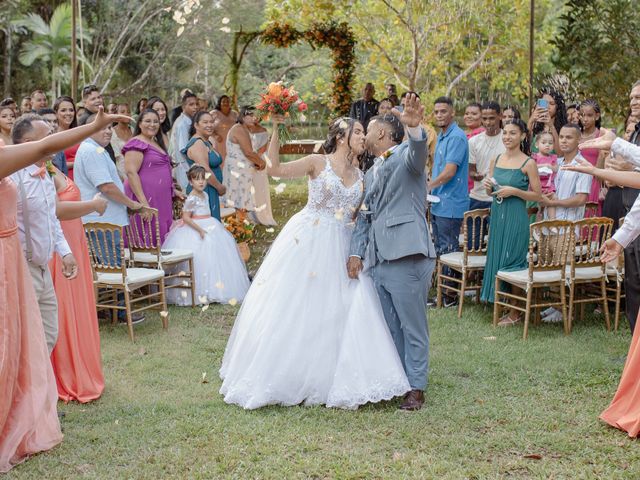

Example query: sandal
[497,313,522,327]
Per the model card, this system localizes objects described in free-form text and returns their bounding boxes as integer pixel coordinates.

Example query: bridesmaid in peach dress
[49,171,106,403]
[0,107,132,472]
[600,314,640,437]
[0,177,63,472]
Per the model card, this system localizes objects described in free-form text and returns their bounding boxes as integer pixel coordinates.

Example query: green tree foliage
[552,0,640,122]
[13,2,91,98]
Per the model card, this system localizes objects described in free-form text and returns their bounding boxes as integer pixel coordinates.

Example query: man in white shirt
[170,92,199,191]
[540,124,591,323]
[467,101,505,248]
[10,114,78,352]
[542,124,592,222]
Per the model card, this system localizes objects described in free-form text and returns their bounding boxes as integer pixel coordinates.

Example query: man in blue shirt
[428,96,469,303]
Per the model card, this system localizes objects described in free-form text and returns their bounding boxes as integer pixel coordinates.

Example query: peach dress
[49,177,104,403]
[0,177,63,473]
[600,314,640,437]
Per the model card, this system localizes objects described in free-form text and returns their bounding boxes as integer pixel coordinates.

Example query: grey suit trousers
[372,254,435,391]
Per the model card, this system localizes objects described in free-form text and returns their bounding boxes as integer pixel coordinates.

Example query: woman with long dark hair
[181,111,225,220]
[147,96,172,144]
[480,119,543,325]
[528,89,568,153]
[122,109,176,242]
[54,95,80,178]
[223,106,266,221]
[220,115,410,410]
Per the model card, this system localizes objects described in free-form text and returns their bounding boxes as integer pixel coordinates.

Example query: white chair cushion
[566,265,606,280]
[606,263,624,276]
[497,268,563,286]
[440,252,486,268]
[131,248,193,265]
[96,268,165,286]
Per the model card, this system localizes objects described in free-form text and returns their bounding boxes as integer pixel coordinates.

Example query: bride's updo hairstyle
[322,116,358,154]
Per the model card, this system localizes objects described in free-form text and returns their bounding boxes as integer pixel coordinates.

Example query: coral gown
[49,177,104,403]
[0,177,63,473]
[600,314,640,437]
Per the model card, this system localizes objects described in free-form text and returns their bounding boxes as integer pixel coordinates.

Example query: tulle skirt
[219,208,410,409]
[162,217,250,305]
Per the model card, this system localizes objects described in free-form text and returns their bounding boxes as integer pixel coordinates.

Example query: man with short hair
[20,96,32,115]
[37,108,68,175]
[428,96,469,305]
[467,101,505,248]
[540,123,592,323]
[31,89,48,110]
[10,114,78,352]
[349,82,379,129]
[170,91,199,190]
[81,84,104,117]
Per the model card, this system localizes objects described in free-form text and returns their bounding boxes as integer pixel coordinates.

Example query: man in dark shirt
[619,80,640,332]
[349,83,379,129]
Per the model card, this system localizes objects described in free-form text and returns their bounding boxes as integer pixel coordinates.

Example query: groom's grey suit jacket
[350,133,436,264]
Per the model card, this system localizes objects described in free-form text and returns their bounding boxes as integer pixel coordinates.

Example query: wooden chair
[84,222,168,341]
[437,208,490,318]
[125,209,196,307]
[493,220,574,339]
[606,217,626,331]
[566,217,612,333]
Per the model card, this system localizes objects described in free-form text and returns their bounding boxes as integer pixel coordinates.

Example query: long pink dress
[0,178,63,473]
[50,178,105,403]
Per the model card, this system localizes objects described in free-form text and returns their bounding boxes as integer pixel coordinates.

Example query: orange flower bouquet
[223,215,255,244]
[256,81,308,143]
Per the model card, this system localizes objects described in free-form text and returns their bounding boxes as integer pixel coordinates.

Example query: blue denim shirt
[52,151,68,176]
[431,122,469,219]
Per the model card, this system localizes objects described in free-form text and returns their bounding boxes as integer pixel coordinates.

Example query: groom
[347,93,436,411]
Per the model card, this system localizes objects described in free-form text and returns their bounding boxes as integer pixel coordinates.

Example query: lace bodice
[183,192,212,216]
[305,158,363,224]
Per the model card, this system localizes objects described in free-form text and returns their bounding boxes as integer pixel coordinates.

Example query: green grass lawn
[9,181,639,479]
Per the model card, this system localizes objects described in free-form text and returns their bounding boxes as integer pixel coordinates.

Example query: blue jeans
[87,229,122,268]
[466,198,492,250]
[431,215,463,295]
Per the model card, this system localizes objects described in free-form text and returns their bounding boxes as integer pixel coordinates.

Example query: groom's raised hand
[393,93,424,128]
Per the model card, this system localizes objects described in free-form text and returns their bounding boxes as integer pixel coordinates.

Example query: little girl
[532,131,558,219]
[163,165,250,305]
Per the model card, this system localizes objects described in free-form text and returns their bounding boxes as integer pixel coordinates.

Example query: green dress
[481,155,531,303]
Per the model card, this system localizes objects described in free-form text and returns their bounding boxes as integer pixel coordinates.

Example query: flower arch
[230,21,356,115]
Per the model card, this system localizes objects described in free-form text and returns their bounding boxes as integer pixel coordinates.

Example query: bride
[219,115,410,409]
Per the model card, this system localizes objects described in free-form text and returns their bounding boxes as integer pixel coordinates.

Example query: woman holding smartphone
[480,119,542,325]
[528,89,568,154]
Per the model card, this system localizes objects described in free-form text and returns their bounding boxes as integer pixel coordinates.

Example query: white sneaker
[542,310,563,323]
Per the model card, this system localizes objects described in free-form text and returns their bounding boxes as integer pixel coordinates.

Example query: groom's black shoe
[399,389,424,411]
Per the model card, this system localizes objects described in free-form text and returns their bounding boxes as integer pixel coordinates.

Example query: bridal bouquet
[256,81,308,143]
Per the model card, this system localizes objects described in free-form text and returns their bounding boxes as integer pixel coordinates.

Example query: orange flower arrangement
[260,21,355,115]
[256,80,308,142]
[223,215,255,243]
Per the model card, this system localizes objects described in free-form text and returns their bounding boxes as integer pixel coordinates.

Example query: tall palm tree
[14,2,91,98]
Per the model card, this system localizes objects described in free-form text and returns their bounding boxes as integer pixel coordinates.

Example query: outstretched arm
[0,107,132,178]
[265,115,323,179]
[562,157,640,189]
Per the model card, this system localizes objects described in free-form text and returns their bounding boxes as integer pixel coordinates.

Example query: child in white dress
[163,165,250,305]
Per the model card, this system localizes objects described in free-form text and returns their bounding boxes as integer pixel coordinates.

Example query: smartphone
[537,98,549,109]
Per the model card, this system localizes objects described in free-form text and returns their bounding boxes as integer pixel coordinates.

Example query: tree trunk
[2,29,11,98]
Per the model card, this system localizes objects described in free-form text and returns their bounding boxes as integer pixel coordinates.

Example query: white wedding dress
[219,157,410,409]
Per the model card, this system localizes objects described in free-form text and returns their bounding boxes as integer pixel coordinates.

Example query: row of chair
[436,208,624,339]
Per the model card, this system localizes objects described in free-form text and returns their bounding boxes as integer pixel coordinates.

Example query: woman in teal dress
[480,119,542,325]
[181,111,225,220]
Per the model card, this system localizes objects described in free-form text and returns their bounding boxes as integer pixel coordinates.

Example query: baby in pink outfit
[532,131,558,219]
